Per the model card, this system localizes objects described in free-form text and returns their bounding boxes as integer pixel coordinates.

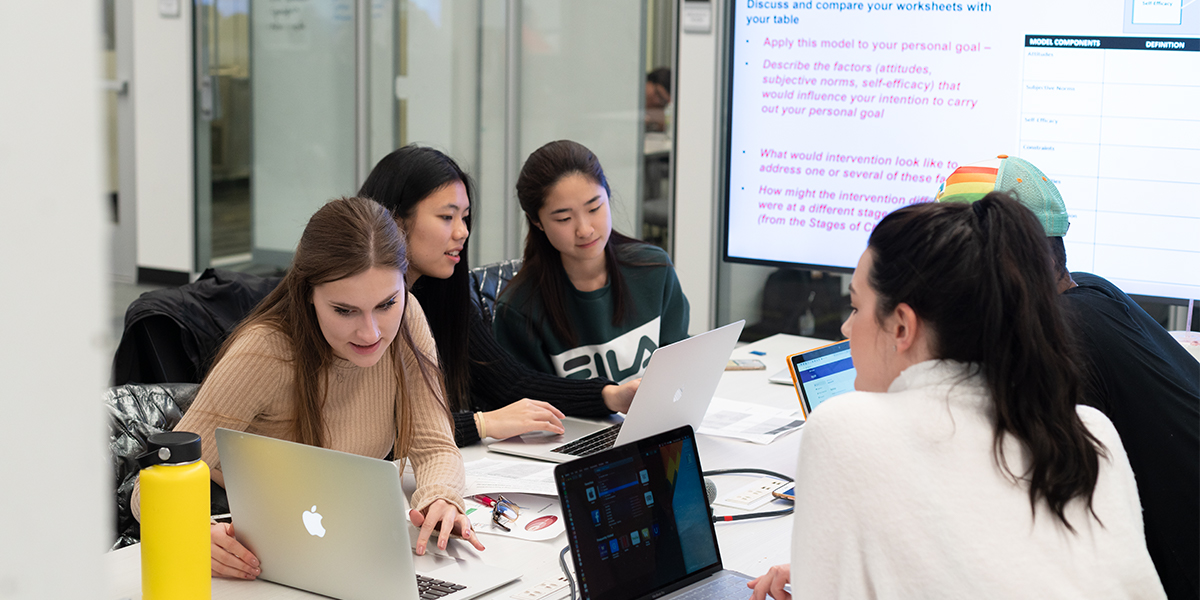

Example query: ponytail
[868,192,1105,530]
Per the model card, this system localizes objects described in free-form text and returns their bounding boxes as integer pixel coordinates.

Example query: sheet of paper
[463,457,559,496]
[698,397,805,445]
[465,493,564,541]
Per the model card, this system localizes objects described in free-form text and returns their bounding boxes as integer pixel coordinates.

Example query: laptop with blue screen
[786,339,856,418]
[554,425,752,600]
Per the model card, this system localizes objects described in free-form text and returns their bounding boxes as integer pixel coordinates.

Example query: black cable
[702,468,794,523]
[703,467,793,481]
[559,544,576,600]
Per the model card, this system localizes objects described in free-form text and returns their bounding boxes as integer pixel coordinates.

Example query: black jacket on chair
[106,382,233,549]
[112,268,281,386]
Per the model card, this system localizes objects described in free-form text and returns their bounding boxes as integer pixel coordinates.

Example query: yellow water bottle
[138,431,211,599]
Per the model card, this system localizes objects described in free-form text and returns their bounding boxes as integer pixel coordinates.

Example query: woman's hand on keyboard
[748,564,791,600]
[410,499,486,555]
[481,399,566,440]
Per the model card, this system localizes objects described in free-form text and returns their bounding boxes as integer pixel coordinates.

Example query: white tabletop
[106,334,832,600]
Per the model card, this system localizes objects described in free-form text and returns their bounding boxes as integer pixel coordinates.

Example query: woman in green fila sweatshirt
[493,140,691,383]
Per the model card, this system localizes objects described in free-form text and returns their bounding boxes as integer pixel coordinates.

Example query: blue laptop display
[786,339,856,418]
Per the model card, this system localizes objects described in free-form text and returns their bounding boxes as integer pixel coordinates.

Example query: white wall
[133,2,195,275]
[0,4,108,598]
[673,0,725,333]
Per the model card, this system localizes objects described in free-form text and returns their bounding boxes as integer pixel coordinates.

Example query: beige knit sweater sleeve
[399,293,467,514]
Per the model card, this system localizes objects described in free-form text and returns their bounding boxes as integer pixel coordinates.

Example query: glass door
[195,0,254,270]
[517,0,647,244]
[249,0,358,268]
[193,0,364,272]
[106,0,137,282]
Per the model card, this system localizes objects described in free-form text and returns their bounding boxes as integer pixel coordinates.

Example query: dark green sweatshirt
[493,244,690,383]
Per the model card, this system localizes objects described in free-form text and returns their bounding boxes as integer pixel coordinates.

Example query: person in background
[358,146,639,447]
[749,194,1165,599]
[937,155,1199,600]
[645,67,672,132]
[133,197,484,579]
[493,140,689,382]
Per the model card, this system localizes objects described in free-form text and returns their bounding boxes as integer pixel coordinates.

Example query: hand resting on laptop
[211,522,261,580]
[479,399,566,440]
[408,499,486,556]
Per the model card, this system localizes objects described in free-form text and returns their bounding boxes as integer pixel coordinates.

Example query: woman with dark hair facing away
[492,140,689,383]
[358,145,640,447]
[132,197,485,580]
[749,193,1165,599]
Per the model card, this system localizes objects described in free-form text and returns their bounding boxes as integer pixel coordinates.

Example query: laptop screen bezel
[554,425,725,600]
[787,339,853,418]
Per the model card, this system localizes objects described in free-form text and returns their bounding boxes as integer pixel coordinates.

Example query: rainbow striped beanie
[935,155,1069,237]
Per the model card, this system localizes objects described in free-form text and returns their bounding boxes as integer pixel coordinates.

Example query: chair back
[469,258,522,327]
[107,383,231,549]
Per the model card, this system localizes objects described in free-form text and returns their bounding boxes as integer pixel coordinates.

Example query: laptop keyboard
[673,573,751,600]
[416,574,466,598]
[550,422,623,457]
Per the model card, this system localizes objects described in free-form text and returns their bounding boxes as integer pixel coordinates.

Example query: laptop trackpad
[508,417,610,446]
[407,524,473,561]
[411,541,518,596]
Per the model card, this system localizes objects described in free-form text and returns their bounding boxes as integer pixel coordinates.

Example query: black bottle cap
[138,431,203,468]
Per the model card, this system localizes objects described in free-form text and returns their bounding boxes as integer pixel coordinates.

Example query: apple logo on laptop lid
[302,505,326,538]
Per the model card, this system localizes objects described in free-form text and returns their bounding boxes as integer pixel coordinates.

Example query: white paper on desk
[463,458,558,496]
[465,493,564,541]
[698,397,805,444]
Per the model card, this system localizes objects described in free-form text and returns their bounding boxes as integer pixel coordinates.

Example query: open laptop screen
[555,426,721,600]
[788,339,856,417]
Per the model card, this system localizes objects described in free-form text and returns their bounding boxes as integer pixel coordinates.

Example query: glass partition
[518,0,646,243]
[192,0,671,273]
[249,0,357,268]
[195,0,253,268]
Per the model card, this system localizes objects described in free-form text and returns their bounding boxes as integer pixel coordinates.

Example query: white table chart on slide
[726,0,1200,299]
[104,334,831,600]
[1018,33,1200,300]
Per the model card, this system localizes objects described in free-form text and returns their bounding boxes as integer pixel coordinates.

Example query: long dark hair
[209,197,447,457]
[506,140,659,347]
[867,192,1105,530]
[359,145,475,412]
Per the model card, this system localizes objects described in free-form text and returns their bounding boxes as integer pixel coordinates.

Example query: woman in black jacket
[359,145,638,446]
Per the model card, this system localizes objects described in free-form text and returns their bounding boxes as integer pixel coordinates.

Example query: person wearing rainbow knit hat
[938,155,1199,600]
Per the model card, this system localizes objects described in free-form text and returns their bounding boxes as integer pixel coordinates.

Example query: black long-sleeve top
[451,307,615,446]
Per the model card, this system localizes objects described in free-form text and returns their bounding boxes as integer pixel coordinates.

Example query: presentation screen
[724,0,1200,300]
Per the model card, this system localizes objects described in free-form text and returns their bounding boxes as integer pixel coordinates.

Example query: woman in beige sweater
[134,197,482,579]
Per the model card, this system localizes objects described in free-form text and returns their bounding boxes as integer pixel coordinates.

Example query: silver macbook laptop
[487,320,745,463]
[768,367,794,385]
[216,428,519,600]
[554,425,752,600]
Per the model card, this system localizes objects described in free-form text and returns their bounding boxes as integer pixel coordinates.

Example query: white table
[105,334,830,599]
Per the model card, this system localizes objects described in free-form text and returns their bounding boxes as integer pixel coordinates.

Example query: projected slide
[726,0,1200,300]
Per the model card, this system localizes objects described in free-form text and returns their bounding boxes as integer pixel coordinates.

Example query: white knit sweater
[791,360,1166,599]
